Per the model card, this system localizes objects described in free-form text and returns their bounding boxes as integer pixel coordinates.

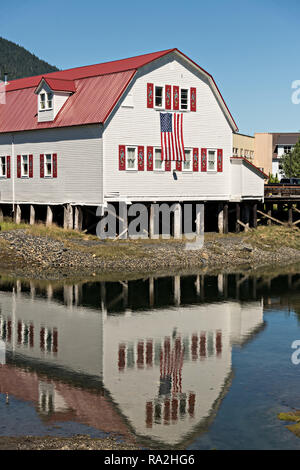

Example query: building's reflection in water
[0,272,299,447]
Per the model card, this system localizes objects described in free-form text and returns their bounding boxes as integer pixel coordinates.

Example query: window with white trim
[154,86,164,108]
[154,148,164,171]
[207,150,217,172]
[39,92,53,110]
[47,92,53,109]
[183,149,192,171]
[126,146,137,170]
[45,154,53,177]
[21,155,29,177]
[180,88,189,110]
[0,156,6,177]
[40,93,46,110]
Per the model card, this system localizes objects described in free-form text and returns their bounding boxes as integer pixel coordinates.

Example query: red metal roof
[0,48,238,133]
[38,77,76,93]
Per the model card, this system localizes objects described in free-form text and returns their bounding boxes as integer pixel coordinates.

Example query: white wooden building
[0,49,266,234]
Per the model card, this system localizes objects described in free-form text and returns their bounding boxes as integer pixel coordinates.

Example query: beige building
[254,132,300,177]
[233,133,255,161]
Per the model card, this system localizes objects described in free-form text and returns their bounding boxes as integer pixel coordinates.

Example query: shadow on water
[0,268,300,449]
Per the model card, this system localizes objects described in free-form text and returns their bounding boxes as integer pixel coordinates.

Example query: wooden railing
[265,184,300,198]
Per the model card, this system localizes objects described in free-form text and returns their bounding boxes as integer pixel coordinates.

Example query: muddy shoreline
[0,226,300,281]
[0,435,141,451]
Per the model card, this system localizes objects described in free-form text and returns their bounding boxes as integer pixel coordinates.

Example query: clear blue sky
[1,0,300,135]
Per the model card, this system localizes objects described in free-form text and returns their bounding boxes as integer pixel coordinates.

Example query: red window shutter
[193,148,199,172]
[119,145,126,171]
[6,156,11,178]
[165,85,171,110]
[217,149,223,172]
[53,153,57,177]
[17,155,21,178]
[190,87,196,112]
[40,154,44,178]
[29,154,33,178]
[173,86,179,111]
[201,148,207,172]
[147,146,153,171]
[138,146,144,171]
[147,83,154,108]
[176,160,182,171]
[165,160,171,171]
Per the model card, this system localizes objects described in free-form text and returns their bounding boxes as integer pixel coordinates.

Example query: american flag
[160,113,185,161]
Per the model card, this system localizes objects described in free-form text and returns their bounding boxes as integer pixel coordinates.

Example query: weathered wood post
[288,204,293,226]
[0,206,3,223]
[15,204,21,224]
[235,203,241,233]
[74,206,83,231]
[64,204,73,230]
[149,204,155,239]
[195,203,205,235]
[174,275,181,306]
[174,203,182,239]
[223,203,229,234]
[267,203,272,226]
[29,205,35,225]
[46,206,53,227]
[253,203,258,229]
[242,204,250,231]
[218,203,224,233]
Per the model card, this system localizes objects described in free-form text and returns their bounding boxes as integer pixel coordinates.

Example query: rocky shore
[0,225,300,280]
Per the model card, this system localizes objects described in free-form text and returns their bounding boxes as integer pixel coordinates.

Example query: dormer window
[35,77,76,122]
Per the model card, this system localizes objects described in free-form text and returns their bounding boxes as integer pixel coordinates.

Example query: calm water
[0,270,300,449]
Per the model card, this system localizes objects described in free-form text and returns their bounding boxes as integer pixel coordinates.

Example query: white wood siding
[230,160,264,200]
[103,53,234,202]
[0,125,103,205]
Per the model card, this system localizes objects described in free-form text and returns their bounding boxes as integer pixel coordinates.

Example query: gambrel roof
[0,48,238,133]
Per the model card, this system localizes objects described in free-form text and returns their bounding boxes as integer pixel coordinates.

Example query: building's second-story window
[40,93,46,110]
[0,156,6,177]
[45,154,53,177]
[180,88,189,110]
[208,150,217,171]
[21,155,29,177]
[183,149,192,171]
[240,148,244,157]
[233,147,238,157]
[284,145,292,154]
[155,86,163,108]
[154,148,163,170]
[126,146,137,170]
[47,92,53,109]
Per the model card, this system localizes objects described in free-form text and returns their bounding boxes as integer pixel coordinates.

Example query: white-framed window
[183,149,192,171]
[154,86,164,109]
[45,154,53,177]
[40,93,46,110]
[126,146,137,171]
[0,156,6,178]
[47,92,53,109]
[154,148,164,171]
[21,155,29,177]
[39,92,53,110]
[207,149,217,172]
[180,88,189,111]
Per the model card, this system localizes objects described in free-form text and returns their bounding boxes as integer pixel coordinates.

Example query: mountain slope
[0,37,59,81]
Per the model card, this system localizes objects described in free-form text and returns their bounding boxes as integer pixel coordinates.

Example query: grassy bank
[0,221,300,280]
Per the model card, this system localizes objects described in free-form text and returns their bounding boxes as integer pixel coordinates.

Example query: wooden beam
[237,219,251,232]
[257,209,286,226]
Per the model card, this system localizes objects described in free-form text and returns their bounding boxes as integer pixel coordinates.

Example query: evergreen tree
[281,138,300,178]
[0,37,58,81]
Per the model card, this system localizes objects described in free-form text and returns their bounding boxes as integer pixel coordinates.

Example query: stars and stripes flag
[160,112,185,162]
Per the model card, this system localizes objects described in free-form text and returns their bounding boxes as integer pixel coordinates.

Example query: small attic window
[40,93,46,110]
[39,92,53,111]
